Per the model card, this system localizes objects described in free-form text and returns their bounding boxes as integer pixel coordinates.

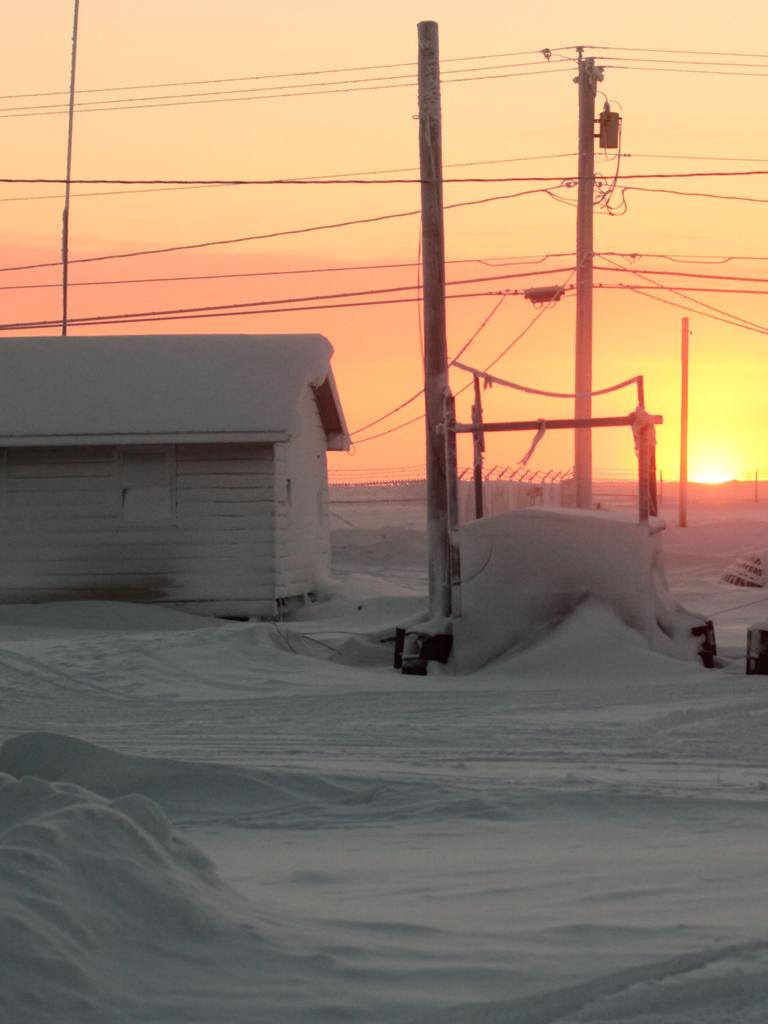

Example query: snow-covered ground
[3,495,768,1023]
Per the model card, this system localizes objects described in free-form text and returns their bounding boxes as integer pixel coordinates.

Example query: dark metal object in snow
[723,553,765,588]
[746,626,768,675]
[395,627,452,676]
[691,620,717,669]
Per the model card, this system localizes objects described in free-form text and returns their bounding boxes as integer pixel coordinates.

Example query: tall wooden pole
[472,374,485,519]
[61,0,80,336]
[418,21,451,619]
[574,50,601,509]
[679,316,689,527]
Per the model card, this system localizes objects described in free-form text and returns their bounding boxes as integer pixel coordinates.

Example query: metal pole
[472,375,484,519]
[444,392,462,617]
[638,424,651,524]
[61,0,80,337]
[417,21,451,619]
[679,316,689,527]
[574,50,601,510]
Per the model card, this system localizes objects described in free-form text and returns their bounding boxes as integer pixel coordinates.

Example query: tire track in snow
[411,939,768,1023]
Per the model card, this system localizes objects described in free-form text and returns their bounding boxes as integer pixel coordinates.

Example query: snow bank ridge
[0,731,356,819]
[0,771,260,1023]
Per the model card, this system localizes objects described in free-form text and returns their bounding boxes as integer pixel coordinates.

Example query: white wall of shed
[273,388,331,601]
[0,443,277,615]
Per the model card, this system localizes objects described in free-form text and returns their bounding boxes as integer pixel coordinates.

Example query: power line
[352,309,548,445]
[0,66,574,119]
[1,155,766,207]
[6,258,768,313]
[0,182,235,204]
[0,184,564,274]
[6,52,767,121]
[600,283,768,296]
[22,267,768,335]
[351,411,426,446]
[595,265,768,285]
[4,43,766,106]
[599,251,768,264]
[603,64,768,78]
[0,267,574,331]
[584,45,768,58]
[481,272,576,374]
[624,152,768,163]
[0,254,576,292]
[620,285,768,336]
[353,290,567,445]
[350,293,509,436]
[625,184,768,204]
[598,253,768,320]
[0,153,586,204]
[599,254,768,335]
[597,56,768,69]
[0,48,554,100]
[5,169,768,187]
[0,288,532,332]
[0,58,570,115]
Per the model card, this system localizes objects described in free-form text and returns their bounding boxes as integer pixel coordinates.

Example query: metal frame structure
[447,400,662,526]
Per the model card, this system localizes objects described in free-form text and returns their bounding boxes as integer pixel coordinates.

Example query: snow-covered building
[0,334,349,617]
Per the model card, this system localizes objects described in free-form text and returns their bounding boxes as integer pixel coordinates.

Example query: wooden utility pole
[679,316,690,527]
[417,20,452,619]
[61,0,80,336]
[574,50,602,509]
[471,374,485,519]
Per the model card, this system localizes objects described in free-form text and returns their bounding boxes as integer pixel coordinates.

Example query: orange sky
[4,0,768,483]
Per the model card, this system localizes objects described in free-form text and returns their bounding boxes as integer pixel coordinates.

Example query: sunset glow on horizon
[4,1,768,483]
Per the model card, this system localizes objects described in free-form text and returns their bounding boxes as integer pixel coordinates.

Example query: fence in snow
[330,467,575,520]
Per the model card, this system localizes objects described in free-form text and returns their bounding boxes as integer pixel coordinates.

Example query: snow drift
[0,732,360,820]
[411,940,768,1023]
[453,508,711,670]
[0,772,265,1024]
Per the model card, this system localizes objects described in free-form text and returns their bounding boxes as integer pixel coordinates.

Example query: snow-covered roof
[0,334,349,450]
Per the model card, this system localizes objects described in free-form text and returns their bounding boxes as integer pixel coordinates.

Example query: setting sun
[689,466,738,485]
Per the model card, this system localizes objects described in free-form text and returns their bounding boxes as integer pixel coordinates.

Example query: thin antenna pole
[62,0,80,337]
[679,316,690,527]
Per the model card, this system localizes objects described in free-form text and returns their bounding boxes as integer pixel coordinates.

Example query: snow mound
[0,732,533,827]
[0,599,210,636]
[455,508,710,670]
[0,772,262,1024]
[0,732,359,819]
[487,598,708,683]
[0,732,686,829]
[412,941,768,1023]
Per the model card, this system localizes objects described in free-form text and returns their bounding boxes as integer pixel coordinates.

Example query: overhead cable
[598,254,768,335]
[0,267,573,331]
[0,67,573,118]
[350,292,509,436]
[0,287,537,332]
[353,295,564,445]
[0,184,564,274]
[0,58,571,115]
[6,169,768,185]
[0,255,575,292]
[0,48,554,100]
